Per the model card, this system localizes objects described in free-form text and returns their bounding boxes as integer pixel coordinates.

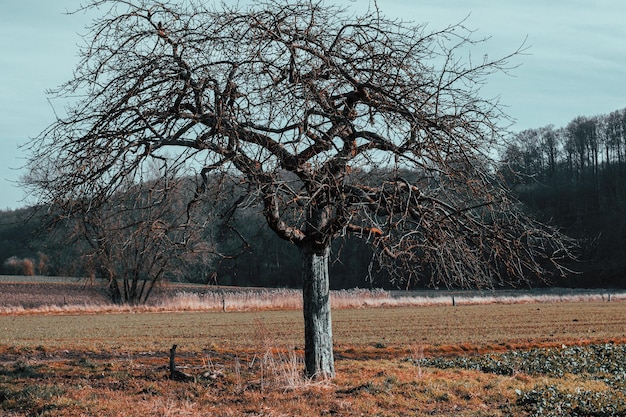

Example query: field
[0,278,625,416]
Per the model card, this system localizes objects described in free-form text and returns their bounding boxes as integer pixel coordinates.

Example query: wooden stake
[169,344,193,382]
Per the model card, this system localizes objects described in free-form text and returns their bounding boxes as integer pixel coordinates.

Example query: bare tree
[25,0,573,378]
[74,173,212,304]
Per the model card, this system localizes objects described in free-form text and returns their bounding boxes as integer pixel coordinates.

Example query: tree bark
[301,244,335,379]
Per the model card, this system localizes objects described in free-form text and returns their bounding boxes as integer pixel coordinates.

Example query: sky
[1,1,626,210]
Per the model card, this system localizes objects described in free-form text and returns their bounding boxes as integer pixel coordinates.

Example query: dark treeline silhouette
[0,170,567,291]
[5,108,626,289]
[0,172,398,290]
[502,108,626,288]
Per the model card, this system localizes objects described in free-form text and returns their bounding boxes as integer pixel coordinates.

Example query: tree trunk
[109,278,122,304]
[301,244,335,379]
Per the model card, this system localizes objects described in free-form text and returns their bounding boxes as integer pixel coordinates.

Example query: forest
[501,107,626,288]
[2,107,626,291]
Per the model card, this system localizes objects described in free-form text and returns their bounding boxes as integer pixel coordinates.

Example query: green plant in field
[0,360,43,378]
[517,386,626,417]
[416,343,626,417]
[70,356,98,370]
[0,383,67,415]
[417,343,626,380]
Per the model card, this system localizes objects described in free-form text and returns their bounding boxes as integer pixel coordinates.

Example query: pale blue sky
[1,0,625,209]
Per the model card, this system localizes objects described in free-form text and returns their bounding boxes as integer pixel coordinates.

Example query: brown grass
[0,353,533,416]
[1,278,625,416]
[1,276,624,315]
[2,337,624,416]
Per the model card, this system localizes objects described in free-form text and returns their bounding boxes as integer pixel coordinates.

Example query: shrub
[3,256,35,276]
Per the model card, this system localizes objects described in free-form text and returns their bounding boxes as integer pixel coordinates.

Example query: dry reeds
[158,287,626,313]
[0,282,624,316]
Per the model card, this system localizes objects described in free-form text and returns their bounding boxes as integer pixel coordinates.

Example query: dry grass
[2,343,624,416]
[0,353,513,416]
[1,278,625,415]
[0,276,624,315]
[0,310,624,416]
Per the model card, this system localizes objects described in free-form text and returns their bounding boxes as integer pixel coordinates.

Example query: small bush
[3,256,35,276]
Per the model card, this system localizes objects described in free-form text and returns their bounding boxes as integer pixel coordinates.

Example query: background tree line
[3,109,625,291]
[502,107,626,288]
[0,173,393,292]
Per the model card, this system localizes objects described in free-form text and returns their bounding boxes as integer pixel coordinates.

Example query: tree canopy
[24,0,574,377]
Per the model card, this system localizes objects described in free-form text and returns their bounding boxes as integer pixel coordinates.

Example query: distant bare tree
[24,0,574,378]
[74,173,212,304]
